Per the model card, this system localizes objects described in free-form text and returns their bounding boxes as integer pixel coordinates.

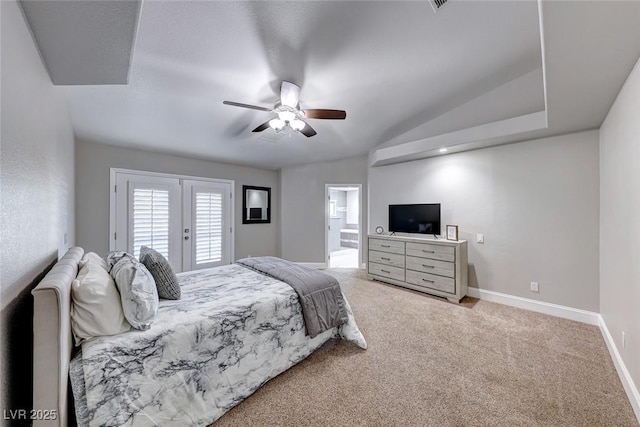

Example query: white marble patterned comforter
[70,264,366,427]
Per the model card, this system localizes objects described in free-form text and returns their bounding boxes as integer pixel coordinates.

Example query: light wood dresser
[367,235,468,303]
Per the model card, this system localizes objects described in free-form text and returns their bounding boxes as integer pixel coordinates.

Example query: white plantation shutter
[194,191,223,264]
[132,188,170,259]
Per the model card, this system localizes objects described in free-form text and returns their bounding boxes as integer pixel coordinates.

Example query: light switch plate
[476,233,484,244]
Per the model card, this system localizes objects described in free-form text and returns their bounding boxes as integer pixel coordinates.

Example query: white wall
[346,190,359,225]
[369,131,600,312]
[0,0,75,415]
[280,156,368,264]
[75,140,279,260]
[600,56,640,407]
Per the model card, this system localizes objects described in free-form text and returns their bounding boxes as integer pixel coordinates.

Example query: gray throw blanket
[236,257,348,337]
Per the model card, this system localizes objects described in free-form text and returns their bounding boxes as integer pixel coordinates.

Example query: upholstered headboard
[32,247,84,427]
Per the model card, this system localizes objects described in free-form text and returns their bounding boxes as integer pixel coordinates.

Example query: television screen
[389,204,441,235]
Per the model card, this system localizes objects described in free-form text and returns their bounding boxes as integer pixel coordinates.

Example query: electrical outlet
[477,233,484,244]
[248,254,252,258]
[530,281,539,292]
[622,331,626,348]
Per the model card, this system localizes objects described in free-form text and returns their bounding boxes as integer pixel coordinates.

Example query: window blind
[132,188,170,259]
[195,191,223,264]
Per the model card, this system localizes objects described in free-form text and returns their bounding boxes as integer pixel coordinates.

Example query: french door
[112,170,233,272]
[182,180,231,270]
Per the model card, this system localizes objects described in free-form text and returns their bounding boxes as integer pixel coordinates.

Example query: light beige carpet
[214,269,638,426]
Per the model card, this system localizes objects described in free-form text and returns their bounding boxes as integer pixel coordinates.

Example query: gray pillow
[107,252,159,330]
[139,246,181,300]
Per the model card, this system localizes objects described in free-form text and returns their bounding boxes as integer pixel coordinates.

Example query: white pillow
[108,252,159,330]
[70,261,131,345]
[79,251,108,271]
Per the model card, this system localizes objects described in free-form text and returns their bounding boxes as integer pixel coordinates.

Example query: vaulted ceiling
[21,1,640,169]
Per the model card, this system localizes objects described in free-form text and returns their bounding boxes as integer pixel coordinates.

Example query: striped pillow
[139,246,181,300]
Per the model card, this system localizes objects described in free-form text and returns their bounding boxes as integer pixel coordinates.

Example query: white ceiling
[20,0,140,85]
[22,1,640,170]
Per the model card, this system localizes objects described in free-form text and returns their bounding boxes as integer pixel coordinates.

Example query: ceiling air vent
[258,130,285,143]
[429,0,448,13]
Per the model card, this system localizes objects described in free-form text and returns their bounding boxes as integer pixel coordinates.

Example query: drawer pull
[381,269,391,274]
[422,250,435,253]
[381,244,391,248]
[422,278,435,283]
[422,264,435,268]
[381,257,391,261]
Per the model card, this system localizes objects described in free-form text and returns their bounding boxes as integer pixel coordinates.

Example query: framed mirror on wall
[242,185,271,224]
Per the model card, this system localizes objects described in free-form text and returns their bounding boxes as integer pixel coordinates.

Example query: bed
[32,247,367,427]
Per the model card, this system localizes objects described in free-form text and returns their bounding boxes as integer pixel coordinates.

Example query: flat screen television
[389,203,441,235]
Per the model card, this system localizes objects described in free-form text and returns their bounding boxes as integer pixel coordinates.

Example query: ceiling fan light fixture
[290,119,306,131]
[278,111,296,122]
[223,81,346,138]
[269,118,285,131]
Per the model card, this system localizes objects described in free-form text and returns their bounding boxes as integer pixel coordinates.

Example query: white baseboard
[296,262,326,269]
[467,287,639,423]
[466,287,600,325]
[598,316,640,422]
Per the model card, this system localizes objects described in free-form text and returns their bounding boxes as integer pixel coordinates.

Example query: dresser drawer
[369,250,405,268]
[369,262,405,282]
[406,256,455,278]
[369,238,405,255]
[406,270,455,294]
[406,242,455,262]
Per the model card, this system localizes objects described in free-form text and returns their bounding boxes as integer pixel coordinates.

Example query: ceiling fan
[223,81,346,138]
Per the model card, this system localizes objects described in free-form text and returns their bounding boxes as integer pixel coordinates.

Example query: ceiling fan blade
[280,81,300,108]
[300,122,317,137]
[252,121,271,132]
[301,109,347,120]
[223,101,272,112]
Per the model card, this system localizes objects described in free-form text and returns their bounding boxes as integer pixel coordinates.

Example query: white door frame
[325,184,363,268]
[110,168,235,269]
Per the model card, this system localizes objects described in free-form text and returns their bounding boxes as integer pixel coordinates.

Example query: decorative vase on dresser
[367,234,468,303]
